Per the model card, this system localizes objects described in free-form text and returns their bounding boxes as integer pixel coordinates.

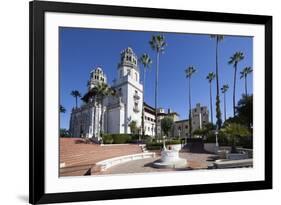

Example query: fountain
[153,136,187,169]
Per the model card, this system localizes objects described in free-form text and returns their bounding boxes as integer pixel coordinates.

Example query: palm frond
[185,66,197,78]
[206,72,216,82]
[221,84,229,93]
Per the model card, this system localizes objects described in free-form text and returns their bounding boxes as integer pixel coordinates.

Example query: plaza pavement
[60,138,217,176]
[97,152,217,175]
[60,138,142,176]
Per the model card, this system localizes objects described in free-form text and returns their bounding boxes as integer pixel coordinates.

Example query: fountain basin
[153,149,187,169]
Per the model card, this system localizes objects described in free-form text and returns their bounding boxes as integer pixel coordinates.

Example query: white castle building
[69,47,209,142]
[70,47,148,141]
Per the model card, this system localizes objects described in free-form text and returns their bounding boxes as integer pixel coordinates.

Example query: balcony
[133,93,140,100]
[133,106,140,113]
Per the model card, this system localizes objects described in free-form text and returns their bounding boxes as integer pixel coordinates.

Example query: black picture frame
[29,0,272,204]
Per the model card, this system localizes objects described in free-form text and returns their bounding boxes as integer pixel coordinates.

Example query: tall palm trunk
[215,38,222,129]
[100,98,104,139]
[233,64,237,116]
[142,69,146,139]
[223,92,226,122]
[189,77,192,138]
[245,75,248,97]
[155,52,159,138]
[209,82,213,124]
[75,96,78,108]
[93,98,96,138]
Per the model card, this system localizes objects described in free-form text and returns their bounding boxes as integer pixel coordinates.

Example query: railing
[134,93,140,100]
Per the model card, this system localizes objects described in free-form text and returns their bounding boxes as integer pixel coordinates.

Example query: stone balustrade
[96,152,156,171]
[213,159,253,169]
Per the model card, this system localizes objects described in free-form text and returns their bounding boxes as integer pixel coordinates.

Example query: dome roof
[121,47,136,55]
[90,66,104,74]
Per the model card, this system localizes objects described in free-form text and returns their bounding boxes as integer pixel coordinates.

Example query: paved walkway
[97,152,217,175]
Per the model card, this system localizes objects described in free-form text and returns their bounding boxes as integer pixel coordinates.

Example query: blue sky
[59,27,253,129]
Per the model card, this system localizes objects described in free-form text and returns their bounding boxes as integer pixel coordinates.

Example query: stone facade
[174,103,209,138]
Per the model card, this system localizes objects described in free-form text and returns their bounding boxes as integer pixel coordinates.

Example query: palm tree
[95,83,114,138]
[185,66,197,138]
[228,52,244,116]
[70,90,81,108]
[206,72,216,124]
[221,84,229,122]
[240,66,253,97]
[81,83,114,139]
[139,53,152,139]
[149,34,167,138]
[210,35,223,129]
[59,105,66,113]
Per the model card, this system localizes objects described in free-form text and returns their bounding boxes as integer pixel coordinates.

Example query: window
[185,125,188,129]
[135,73,138,81]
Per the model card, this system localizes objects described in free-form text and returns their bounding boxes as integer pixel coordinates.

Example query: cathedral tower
[88,66,107,90]
[112,47,143,133]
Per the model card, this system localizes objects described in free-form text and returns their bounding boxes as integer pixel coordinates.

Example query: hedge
[102,133,132,144]
[146,140,181,150]
[203,133,253,148]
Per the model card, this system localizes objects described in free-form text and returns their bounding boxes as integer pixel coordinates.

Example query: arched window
[135,73,138,81]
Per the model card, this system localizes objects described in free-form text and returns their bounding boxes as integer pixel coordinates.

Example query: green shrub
[102,133,113,144]
[166,139,181,145]
[60,129,71,138]
[237,136,253,149]
[111,134,132,144]
[102,133,157,144]
[145,140,181,150]
[146,142,163,150]
[101,133,132,144]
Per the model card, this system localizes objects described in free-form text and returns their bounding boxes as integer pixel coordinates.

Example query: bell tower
[88,67,107,90]
[113,47,143,133]
[117,47,140,83]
